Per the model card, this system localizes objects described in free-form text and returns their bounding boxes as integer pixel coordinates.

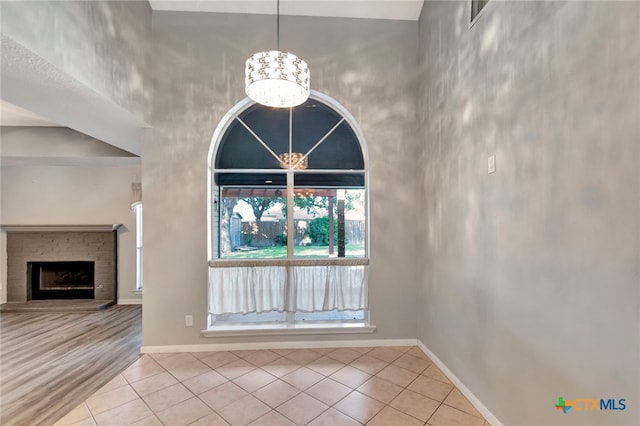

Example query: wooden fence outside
[236,219,365,248]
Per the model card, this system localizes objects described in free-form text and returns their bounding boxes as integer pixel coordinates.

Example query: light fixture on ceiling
[278,152,308,170]
[245,0,310,108]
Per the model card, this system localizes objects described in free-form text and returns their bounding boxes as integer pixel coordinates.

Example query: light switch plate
[488,155,496,174]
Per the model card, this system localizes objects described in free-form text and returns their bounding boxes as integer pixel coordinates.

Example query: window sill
[201,322,376,338]
[209,258,369,268]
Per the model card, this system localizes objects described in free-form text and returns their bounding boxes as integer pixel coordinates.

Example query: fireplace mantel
[1,224,122,232]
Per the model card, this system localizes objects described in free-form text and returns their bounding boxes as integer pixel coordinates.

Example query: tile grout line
[381,359,438,425]
[126,364,174,426]
[152,354,223,426]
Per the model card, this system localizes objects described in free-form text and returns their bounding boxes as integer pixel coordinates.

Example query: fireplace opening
[28,261,95,300]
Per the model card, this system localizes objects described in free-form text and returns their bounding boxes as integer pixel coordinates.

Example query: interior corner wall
[417,1,639,425]
[143,12,422,346]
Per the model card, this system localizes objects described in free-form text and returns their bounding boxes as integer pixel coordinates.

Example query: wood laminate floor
[0,305,142,426]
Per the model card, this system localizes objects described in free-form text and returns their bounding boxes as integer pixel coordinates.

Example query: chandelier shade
[245,51,310,108]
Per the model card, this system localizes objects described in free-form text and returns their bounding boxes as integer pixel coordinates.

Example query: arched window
[206,92,370,329]
[209,92,368,261]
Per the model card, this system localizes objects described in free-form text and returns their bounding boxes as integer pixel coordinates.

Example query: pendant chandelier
[245,0,310,108]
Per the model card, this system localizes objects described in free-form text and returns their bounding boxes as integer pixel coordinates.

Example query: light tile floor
[54,346,489,426]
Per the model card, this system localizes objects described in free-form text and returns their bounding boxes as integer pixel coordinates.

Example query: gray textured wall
[143,12,421,346]
[0,0,152,123]
[417,1,639,425]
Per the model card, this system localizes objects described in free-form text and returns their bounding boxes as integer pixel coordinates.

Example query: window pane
[295,310,365,321]
[132,203,143,290]
[213,311,288,325]
[293,188,365,258]
[215,99,364,171]
[134,203,143,249]
[471,0,489,22]
[301,122,364,170]
[216,172,286,187]
[136,247,143,290]
[219,187,288,259]
[293,172,364,187]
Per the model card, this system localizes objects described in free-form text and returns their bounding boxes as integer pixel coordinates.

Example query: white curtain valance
[208,264,368,315]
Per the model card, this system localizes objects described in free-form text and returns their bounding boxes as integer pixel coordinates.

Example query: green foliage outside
[274,233,287,246]
[242,194,360,222]
[308,216,345,246]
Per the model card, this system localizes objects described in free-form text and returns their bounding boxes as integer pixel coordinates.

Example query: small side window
[132,202,143,290]
[471,0,489,23]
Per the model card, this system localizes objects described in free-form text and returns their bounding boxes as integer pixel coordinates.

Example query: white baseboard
[118,298,142,305]
[417,340,502,426]
[141,338,418,354]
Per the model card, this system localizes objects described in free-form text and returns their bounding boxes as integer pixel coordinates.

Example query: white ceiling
[148,0,424,21]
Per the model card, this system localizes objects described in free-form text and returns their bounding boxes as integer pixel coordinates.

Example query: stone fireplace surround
[3,225,119,302]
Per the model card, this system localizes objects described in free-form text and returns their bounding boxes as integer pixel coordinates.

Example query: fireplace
[29,261,95,300]
[3,225,119,302]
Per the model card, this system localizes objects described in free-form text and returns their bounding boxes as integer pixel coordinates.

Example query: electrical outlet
[488,155,496,174]
[185,315,193,327]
